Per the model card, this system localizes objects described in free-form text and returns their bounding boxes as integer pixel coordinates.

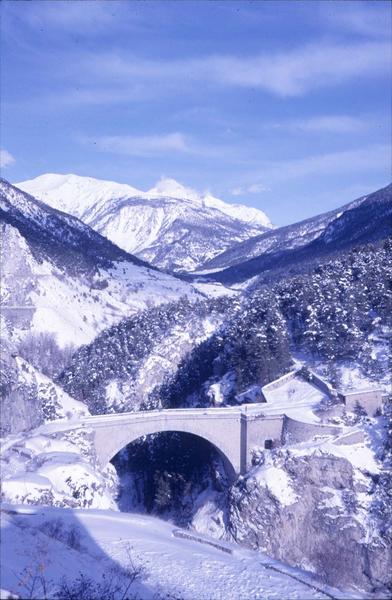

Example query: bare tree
[17,332,76,378]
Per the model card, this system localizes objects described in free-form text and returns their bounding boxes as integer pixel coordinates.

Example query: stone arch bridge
[42,405,343,480]
[78,406,286,479]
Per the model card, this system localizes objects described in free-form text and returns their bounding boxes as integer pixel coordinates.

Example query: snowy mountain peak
[17,173,272,228]
[146,176,272,228]
[17,173,144,220]
[146,177,201,203]
[16,172,273,271]
[203,193,272,228]
[18,172,144,198]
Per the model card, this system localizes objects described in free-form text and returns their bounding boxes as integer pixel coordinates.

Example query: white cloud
[320,3,391,38]
[248,183,270,194]
[231,183,269,196]
[81,132,230,160]
[225,144,389,208]
[250,143,390,183]
[282,115,370,134]
[4,1,133,34]
[9,40,389,112]
[88,133,189,157]
[216,41,389,96]
[90,40,389,98]
[0,149,15,168]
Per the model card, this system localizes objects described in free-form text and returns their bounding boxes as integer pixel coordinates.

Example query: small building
[339,388,384,417]
[261,367,385,419]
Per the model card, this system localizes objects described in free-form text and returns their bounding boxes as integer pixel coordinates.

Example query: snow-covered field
[1,504,361,600]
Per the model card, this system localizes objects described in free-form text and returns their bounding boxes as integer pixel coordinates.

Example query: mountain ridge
[17,173,272,227]
[197,183,392,284]
[16,173,272,272]
[0,178,200,347]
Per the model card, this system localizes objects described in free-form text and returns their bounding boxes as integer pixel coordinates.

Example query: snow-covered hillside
[15,173,144,220]
[197,205,349,273]
[0,179,200,348]
[2,173,391,599]
[0,338,89,435]
[1,504,354,600]
[203,183,392,284]
[200,185,392,272]
[58,297,228,415]
[16,174,272,272]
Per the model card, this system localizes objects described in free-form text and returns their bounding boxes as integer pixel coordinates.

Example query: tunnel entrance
[111,431,231,527]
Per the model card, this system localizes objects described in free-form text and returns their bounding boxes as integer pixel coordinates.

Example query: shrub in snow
[39,519,84,552]
[17,332,76,379]
[14,545,145,600]
[54,565,144,600]
[250,447,265,467]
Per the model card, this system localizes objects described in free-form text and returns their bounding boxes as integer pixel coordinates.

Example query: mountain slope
[1,505,347,600]
[16,174,272,272]
[199,184,391,274]
[57,296,229,414]
[0,179,199,348]
[15,173,144,222]
[146,176,271,227]
[1,177,149,273]
[0,331,88,435]
[197,206,349,273]
[202,183,392,284]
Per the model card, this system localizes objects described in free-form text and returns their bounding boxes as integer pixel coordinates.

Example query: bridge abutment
[245,413,285,469]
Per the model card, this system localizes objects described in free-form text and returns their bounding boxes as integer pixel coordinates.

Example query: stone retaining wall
[246,415,284,467]
[283,416,341,444]
[261,370,299,400]
[339,389,383,417]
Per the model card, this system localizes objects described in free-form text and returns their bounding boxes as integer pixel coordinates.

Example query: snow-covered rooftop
[261,374,329,423]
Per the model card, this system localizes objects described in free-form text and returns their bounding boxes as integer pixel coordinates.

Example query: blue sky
[1,0,391,225]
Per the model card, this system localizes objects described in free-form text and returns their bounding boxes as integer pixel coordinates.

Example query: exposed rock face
[227,449,391,594]
[0,224,36,334]
[0,333,42,435]
[0,326,88,435]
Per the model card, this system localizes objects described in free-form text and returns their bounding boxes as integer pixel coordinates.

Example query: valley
[1,174,391,599]
[2,3,391,597]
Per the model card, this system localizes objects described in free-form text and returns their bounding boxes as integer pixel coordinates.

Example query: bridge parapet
[42,403,343,479]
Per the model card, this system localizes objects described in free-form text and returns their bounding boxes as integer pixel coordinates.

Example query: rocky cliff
[226,431,391,595]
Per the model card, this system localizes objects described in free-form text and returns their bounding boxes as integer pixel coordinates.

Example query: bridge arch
[91,415,242,481]
[112,429,236,483]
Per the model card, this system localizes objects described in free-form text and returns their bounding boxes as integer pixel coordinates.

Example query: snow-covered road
[1,504,361,600]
